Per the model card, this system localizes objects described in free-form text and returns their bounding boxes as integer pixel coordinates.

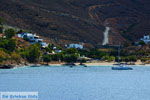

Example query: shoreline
[1,62,150,69]
[61,62,150,67]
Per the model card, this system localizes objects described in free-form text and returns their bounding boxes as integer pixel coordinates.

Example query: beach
[48,61,150,67]
[1,61,150,69]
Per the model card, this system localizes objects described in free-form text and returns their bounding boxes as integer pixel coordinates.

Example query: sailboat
[111,45,133,70]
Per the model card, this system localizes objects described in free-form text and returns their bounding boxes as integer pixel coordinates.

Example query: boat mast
[118,45,121,64]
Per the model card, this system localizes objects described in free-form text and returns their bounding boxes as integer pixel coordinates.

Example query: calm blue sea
[0,66,150,100]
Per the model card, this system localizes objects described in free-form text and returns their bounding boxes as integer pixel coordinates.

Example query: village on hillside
[17,32,84,49]
[0,16,150,68]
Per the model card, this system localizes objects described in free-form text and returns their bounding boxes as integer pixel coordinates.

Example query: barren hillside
[0,0,150,46]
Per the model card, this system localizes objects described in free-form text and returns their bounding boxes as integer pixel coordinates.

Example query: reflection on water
[0,66,150,100]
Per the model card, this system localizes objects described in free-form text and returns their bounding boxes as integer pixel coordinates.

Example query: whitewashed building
[35,39,43,43]
[18,33,36,39]
[17,32,48,48]
[67,44,83,49]
[40,42,48,48]
[55,50,62,53]
[140,35,150,44]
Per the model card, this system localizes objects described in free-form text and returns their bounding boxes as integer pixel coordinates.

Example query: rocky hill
[0,0,150,47]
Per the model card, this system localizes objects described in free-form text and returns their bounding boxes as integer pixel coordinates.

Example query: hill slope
[0,0,150,46]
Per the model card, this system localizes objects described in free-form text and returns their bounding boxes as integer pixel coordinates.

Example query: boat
[30,64,41,67]
[112,64,133,70]
[63,63,76,68]
[112,45,133,70]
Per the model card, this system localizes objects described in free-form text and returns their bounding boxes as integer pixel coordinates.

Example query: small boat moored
[111,45,133,70]
[112,65,133,70]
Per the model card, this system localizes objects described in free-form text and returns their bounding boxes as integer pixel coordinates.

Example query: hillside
[0,0,150,46]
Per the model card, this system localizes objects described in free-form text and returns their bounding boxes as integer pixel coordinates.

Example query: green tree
[10,52,21,64]
[87,49,107,59]
[26,44,41,63]
[102,56,115,62]
[17,30,23,34]
[0,17,4,25]
[128,56,137,62]
[64,48,78,54]
[0,17,4,33]
[51,53,63,61]
[141,58,149,62]
[44,47,52,53]
[19,49,28,60]
[0,26,3,33]
[79,58,87,65]
[0,39,16,52]
[4,28,16,38]
[124,55,137,62]
[139,41,145,45]
[63,54,78,63]
[7,39,16,52]
[42,54,51,64]
[0,50,9,62]
[48,44,54,50]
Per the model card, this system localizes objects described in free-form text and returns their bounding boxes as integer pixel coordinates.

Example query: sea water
[0,66,150,100]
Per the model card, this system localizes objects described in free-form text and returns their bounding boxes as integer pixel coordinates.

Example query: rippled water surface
[0,66,150,100]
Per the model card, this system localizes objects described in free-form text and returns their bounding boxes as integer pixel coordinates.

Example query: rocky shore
[0,65,15,69]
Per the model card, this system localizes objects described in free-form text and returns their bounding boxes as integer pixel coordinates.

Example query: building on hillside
[40,42,48,48]
[18,33,32,38]
[35,39,43,43]
[19,33,38,42]
[17,32,49,48]
[140,35,150,44]
[55,50,62,53]
[53,47,57,50]
[67,43,84,49]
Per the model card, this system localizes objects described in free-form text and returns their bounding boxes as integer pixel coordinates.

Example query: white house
[40,42,48,48]
[67,44,83,49]
[55,50,62,53]
[35,39,43,43]
[18,33,42,42]
[140,35,150,44]
[18,33,35,38]
[17,33,38,42]
[17,32,48,48]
